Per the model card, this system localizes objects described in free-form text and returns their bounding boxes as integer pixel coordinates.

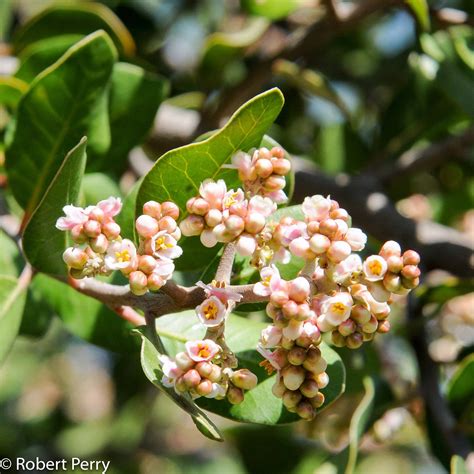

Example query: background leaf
[22,137,87,276]
[5,31,116,215]
[0,77,27,109]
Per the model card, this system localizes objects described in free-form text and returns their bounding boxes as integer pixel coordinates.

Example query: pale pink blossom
[363,255,388,281]
[196,281,243,305]
[321,292,353,326]
[345,227,367,251]
[105,239,137,272]
[159,355,183,388]
[254,265,285,296]
[282,319,304,340]
[256,345,284,370]
[195,296,227,327]
[248,195,276,217]
[260,325,283,348]
[97,197,122,218]
[231,150,253,180]
[302,195,331,222]
[235,234,257,256]
[279,221,307,246]
[199,179,227,208]
[332,254,362,282]
[56,205,88,230]
[185,339,221,362]
[151,231,182,260]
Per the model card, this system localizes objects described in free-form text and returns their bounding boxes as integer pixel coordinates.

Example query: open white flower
[195,296,227,327]
[363,255,388,281]
[321,292,353,326]
[56,205,88,231]
[151,231,182,260]
[105,239,137,272]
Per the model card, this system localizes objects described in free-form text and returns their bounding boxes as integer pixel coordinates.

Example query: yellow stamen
[197,343,211,358]
[369,260,383,275]
[259,359,275,375]
[224,192,239,208]
[203,302,219,320]
[262,275,272,287]
[155,236,174,250]
[115,250,130,263]
[331,302,347,315]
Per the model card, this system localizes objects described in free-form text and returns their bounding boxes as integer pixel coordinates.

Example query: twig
[407,293,472,458]
[109,305,145,326]
[215,243,236,284]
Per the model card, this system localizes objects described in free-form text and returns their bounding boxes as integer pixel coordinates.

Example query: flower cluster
[180,179,276,256]
[255,267,327,420]
[231,146,291,203]
[56,198,182,295]
[161,339,257,403]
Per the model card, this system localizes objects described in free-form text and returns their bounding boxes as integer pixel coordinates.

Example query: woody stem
[215,243,236,284]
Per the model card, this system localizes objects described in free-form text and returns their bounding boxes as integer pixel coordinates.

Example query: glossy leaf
[406,0,430,31]
[0,77,28,109]
[81,172,121,206]
[33,274,139,354]
[137,88,284,271]
[0,276,27,365]
[5,31,116,215]
[451,455,468,474]
[22,137,87,276]
[15,34,83,83]
[241,0,301,20]
[91,63,169,175]
[13,3,135,56]
[138,328,223,442]
[115,178,141,242]
[153,311,346,425]
[447,353,474,418]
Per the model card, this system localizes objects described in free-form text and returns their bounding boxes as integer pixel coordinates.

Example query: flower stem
[215,243,236,284]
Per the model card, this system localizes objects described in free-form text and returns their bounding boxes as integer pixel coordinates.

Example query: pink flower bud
[282,365,305,390]
[401,265,420,280]
[272,348,288,369]
[288,277,310,303]
[386,255,403,273]
[362,315,378,334]
[314,371,329,389]
[90,234,109,253]
[129,271,148,295]
[377,320,391,333]
[161,201,180,220]
[346,332,363,349]
[282,389,302,408]
[282,300,299,319]
[200,229,218,248]
[180,215,204,236]
[227,386,244,405]
[183,369,201,388]
[255,158,273,178]
[309,392,325,409]
[351,305,371,324]
[300,379,319,398]
[159,215,178,233]
[289,237,310,258]
[338,319,356,337]
[296,400,315,420]
[331,330,346,347]
[143,200,162,218]
[71,224,87,244]
[307,221,320,236]
[138,255,156,274]
[191,198,210,216]
[403,250,420,266]
[309,234,331,254]
[287,347,307,365]
[319,219,337,238]
[330,208,350,222]
[245,212,266,234]
[84,220,101,238]
[63,247,88,269]
[224,214,245,233]
[102,221,121,240]
[281,337,295,350]
[272,377,286,397]
[345,227,367,251]
[327,241,352,263]
[263,175,286,192]
[401,275,420,289]
[231,369,258,390]
[303,349,327,374]
[271,146,285,159]
[205,209,222,227]
[208,364,222,383]
[89,207,105,222]
[383,272,402,292]
[270,290,289,307]
[272,158,291,176]
[136,215,159,238]
[147,273,165,291]
[379,240,401,258]
[236,234,257,256]
[296,303,311,321]
[196,379,214,396]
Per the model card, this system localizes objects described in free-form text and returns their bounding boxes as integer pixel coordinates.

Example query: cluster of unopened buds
[56,143,421,422]
[56,198,182,295]
[161,339,257,404]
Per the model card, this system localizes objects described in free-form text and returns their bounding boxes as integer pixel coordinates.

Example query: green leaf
[200,17,269,80]
[0,230,21,277]
[0,275,27,365]
[115,178,141,242]
[0,77,28,109]
[5,31,117,215]
[15,34,83,83]
[241,0,301,20]
[153,311,346,425]
[447,353,474,418]
[13,3,135,56]
[33,274,139,353]
[138,328,223,442]
[22,137,87,276]
[91,63,169,175]
[137,88,285,271]
[81,172,121,206]
[345,377,375,474]
[451,455,468,474]
[406,0,430,31]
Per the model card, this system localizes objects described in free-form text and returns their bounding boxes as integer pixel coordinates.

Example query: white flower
[159,355,183,388]
[56,205,88,231]
[104,239,137,271]
[97,196,122,218]
[345,227,367,251]
[185,339,221,362]
[260,325,282,348]
[248,195,276,217]
[302,195,331,222]
[195,296,227,327]
[363,255,388,281]
[151,231,182,260]
[321,292,353,326]
[253,265,283,296]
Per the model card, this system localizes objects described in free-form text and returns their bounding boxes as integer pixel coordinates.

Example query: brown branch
[109,305,146,326]
[408,293,472,459]
[215,243,236,284]
[292,162,474,278]
[372,126,474,184]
